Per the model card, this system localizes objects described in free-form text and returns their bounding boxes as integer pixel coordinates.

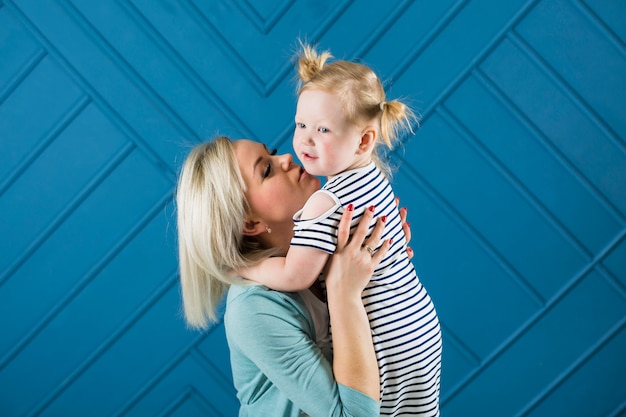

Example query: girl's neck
[327,157,372,180]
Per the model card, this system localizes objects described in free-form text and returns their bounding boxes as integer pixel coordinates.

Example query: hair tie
[379,101,386,111]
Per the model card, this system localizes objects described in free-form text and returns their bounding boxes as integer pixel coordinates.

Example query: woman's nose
[277,152,293,170]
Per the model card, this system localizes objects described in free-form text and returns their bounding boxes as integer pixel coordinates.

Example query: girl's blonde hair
[296,43,419,175]
[176,136,274,329]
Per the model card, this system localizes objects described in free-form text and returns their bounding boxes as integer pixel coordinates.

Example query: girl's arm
[239,246,329,291]
[238,192,337,291]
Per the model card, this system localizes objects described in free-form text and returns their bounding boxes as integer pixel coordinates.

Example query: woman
[176,136,405,416]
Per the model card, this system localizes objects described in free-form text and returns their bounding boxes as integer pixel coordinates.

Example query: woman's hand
[324,204,390,299]
[324,204,390,402]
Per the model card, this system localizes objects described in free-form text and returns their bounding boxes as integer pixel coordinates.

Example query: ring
[362,243,375,256]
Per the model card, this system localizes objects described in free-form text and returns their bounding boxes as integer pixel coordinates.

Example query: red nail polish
[381,215,387,222]
[406,222,410,228]
[369,205,375,212]
[347,203,354,211]
[389,238,393,245]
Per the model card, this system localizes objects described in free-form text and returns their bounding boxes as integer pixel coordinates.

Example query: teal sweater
[224,284,380,417]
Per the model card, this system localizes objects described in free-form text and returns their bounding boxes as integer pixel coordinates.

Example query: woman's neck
[257,222,295,255]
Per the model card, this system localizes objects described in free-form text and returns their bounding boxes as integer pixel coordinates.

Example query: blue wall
[1,0,625,416]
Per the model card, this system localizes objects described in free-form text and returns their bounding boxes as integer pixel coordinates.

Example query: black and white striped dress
[292,162,442,417]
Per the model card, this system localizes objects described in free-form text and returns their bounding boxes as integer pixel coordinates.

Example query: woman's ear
[357,127,377,154]
[242,218,264,236]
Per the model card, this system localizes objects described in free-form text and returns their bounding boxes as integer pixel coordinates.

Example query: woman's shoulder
[225,285,310,326]
[227,283,299,302]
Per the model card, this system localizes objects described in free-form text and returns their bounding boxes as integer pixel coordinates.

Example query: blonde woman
[177,136,403,416]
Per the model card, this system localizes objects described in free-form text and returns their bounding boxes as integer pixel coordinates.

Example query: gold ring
[362,244,375,256]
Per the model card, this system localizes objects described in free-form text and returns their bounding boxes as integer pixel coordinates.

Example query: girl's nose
[300,133,314,145]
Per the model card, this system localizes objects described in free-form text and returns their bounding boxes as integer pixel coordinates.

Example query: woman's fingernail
[381,215,387,222]
[389,239,393,245]
[406,222,410,228]
[369,205,375,212]
[347,203,354,211]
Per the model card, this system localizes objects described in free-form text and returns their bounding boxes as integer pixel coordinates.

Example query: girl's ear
[357,127,377,154]
[242,218,264,236]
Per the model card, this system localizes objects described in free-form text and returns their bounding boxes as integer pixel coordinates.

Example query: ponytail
[379,99,419,149]
[297,42,332,85]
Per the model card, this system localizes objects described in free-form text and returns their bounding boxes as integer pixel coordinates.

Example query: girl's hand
[325,204,390,299]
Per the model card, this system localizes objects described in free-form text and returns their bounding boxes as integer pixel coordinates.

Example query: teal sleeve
[225,286,379,417]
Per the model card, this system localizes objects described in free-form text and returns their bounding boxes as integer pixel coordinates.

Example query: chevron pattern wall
[1,1,625,416]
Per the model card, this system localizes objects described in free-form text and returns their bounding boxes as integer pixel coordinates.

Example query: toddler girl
[240,43,442,416]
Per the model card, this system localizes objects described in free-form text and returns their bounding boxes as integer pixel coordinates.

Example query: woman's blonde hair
[176,136,274,329]
[296,42,419,175]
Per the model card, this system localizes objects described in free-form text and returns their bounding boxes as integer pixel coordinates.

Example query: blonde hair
[296,43,419,174]
[176,136,274,329]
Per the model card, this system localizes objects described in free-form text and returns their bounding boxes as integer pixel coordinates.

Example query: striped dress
[292,162,442,417]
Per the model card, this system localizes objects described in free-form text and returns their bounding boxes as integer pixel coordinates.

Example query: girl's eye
[296,123,305,129]
[319,127,329,133]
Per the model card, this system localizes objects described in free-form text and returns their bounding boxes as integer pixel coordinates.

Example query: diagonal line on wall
[179,0,270,97]
[236,0,295,34]
[598,264,626,302]
[117,0,255,140]
[399,134,545,308]
[443,76,597,261]
[442,227,626,406]
[389,0,468,94]
[190,344,241,398]
[0,140,141,371]
[25,266,180,417]
[112,327,224,417]
[180,0,352,98]
[0,94,90,199]
[393,0,539,137]
[0,47,46,105]
[5,0,177,179]
[574,0,626,59]
[508,31,626,153]
[0,137,133,289]
[439,104,572,300]
[1,189,174,394]
[608,398,626,417]
[515,316,626,417]
[349,0,415,65]
[156,386,225,417]
[477,38,626,227]
[440,322,481,367]
[56,0,201,156]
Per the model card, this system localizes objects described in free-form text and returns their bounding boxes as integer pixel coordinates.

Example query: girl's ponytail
[297,43,332,83]
[379,99,419,149]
